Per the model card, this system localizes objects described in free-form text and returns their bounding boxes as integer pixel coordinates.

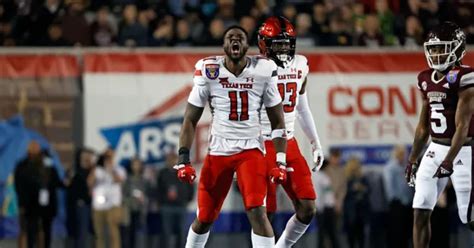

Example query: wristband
[276,152,286,164]
[271,129,287,139]
[178,147,190,164]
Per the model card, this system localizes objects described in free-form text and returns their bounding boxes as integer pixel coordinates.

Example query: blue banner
[332,144,411,165]
[100,117,183,166]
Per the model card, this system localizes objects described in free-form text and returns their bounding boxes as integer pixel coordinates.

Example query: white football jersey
[188,55,281,155]
[261,54,309,139]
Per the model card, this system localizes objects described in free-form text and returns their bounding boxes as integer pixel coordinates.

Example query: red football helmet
[258,16,296,67]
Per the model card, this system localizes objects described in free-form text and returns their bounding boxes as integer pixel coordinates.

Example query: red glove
[270,164,287,184]
[174,164,196,184]
[433,160,453,178]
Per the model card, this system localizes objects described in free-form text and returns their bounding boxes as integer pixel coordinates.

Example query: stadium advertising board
[84,51,474,166]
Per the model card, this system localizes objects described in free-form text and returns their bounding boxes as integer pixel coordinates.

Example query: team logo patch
[447,69,459,83]
[421,81,427,91]
[205,64,220,79]
[426,150,435,158]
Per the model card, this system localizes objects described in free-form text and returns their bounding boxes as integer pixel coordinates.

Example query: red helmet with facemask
[258,16,296,67]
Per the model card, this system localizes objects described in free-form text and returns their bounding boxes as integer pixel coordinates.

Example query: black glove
[405,162,419,187]
[433,160,453,178]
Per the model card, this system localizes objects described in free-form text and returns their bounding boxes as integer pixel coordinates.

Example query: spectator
[66,147,95,248]
[324,148,346,246]
[352,3,365,36]
[200,17,225,46]
[320,16,352,46]
[383,145,413,248]
[14,141,67,248]
[0,1,16,23]
[90,6,116,46]
[40,21,70,46]
[312,3,329,45]
[28,0,63,45]
[343,157,370,248]
[282,4,297,24]
[239,15,257,45]
[313,160,339,248]
[118,4,147,47]
[59,0,91,46]
[357,14,384,47]
[402,0,439,32]
[215,0,237,27]
[122,157,148,248]
[14,141,41,248]
[340,3,354,27]
[167,0,200,17]
[174,18,193,47]
[250,0,272,20]
[376,0,398,45]
[88,149,127,248]
[365,169,388,248]
[401,15,424,49]
[149,15,175,46]
[0,21,15,46]
[295,13,314,47]
[156,150,194,248]
[184,10,204,43]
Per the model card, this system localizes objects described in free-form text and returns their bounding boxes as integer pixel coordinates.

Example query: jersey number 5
[278,82,297,112]
[229,91,249,121]
[430,103,447,134]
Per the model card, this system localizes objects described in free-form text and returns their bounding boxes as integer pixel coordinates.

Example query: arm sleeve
[188,60,209,108]
[296,92,321,147]
[263,68,282,108]
[416,73,427,99]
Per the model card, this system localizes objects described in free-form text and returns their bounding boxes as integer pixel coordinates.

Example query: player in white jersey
[258,16,324,248]
[175,26,289,248]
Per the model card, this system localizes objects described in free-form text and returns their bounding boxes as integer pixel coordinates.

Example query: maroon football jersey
[417,65,474,139]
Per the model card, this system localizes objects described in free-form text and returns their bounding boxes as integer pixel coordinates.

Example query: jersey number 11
[229,91,249,121]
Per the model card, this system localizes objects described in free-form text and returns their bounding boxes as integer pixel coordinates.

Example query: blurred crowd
[314,146,463,248]
[14,141,194,248]
[13,140,467,248]
[0,0,473,48]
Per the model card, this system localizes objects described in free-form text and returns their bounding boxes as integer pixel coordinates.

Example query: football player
[258,16,324,248]
[406,21,474,248]
[175,25,288,248]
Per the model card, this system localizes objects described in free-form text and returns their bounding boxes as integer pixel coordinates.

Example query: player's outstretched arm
[266,103,287,154]
[408,98,430,163]
[267,103,289,184]
[296,78,324,170]
[179,103,204,150]
[406,98,429,185]
[434,87,474,178]
[175,103,204,184]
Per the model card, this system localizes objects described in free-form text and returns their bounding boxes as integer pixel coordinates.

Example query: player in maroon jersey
[405,21,474,248]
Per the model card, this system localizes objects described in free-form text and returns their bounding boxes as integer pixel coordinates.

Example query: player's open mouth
[231,43,240,54]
